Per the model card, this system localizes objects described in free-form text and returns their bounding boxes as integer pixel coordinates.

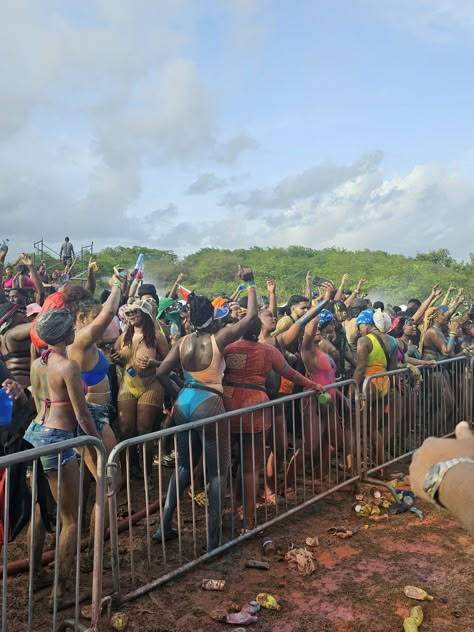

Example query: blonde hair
[418,306,440,354]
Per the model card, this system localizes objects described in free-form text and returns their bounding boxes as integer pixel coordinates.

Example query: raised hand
[19,252,33,266]
[265,277,276,294]
[238,266,254,282]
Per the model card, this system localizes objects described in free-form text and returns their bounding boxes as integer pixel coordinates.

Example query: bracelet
[449,332,457,336]
[247,285,256,291]
[113,281,123,288]
[246,280,256,290]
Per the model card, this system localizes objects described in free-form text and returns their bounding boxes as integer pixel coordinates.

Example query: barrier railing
[1,357,472,625]
[0,436,106,632]
[105,380,360,605]
[361,356,471,477]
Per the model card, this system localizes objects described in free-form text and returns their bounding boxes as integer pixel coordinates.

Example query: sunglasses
[126,309,141,316]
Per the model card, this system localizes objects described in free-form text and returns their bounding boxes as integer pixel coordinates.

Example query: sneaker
[153,450,176,467]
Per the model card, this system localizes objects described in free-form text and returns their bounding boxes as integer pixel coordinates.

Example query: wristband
[449,332,457,337]
[247,285,256,291]
[246,280,256,290]
[113,281,123,288]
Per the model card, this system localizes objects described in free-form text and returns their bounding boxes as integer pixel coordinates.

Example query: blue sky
[1,0,473,260]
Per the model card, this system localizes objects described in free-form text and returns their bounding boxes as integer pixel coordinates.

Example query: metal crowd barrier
[0,436,106,632]
[361,356,472,477]
[105,380,360,605]
[1,357,472,626]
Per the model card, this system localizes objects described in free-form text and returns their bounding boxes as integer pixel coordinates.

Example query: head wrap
[318,309,334,328]
[356,309,375,326]
[373,308,392,333]
[36,308,74,345]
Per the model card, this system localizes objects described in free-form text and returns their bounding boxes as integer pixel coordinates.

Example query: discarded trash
[403,605,424,631]
[210,602,242,622]
[368,513,389,522]
[246,559,270,570]
[403,586,433,601]
[226,612,258,625]
[305,536,320,548]
[256,593,281,611]
[202,579,226,591]
[241,602,261,615]
[369,486,382,499]
[262,537,275,555]
[328,526,358,538]
[285,547,315,576]
[353,502,381,516]
[388,502,410,514]
[209,606,229,623]
[110,612,129,632]
[409,507,424,519]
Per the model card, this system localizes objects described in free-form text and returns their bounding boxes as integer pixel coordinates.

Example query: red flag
[178,284,191,300]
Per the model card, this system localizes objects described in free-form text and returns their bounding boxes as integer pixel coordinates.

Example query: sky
[1,0,474,261]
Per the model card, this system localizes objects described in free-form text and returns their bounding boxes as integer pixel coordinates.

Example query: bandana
[318,309,334,327]
[356,309,375,326]
[157,297,176,319]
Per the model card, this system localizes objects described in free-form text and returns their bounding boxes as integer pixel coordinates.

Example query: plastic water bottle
[170,321,179,336]
[0,388,13,426]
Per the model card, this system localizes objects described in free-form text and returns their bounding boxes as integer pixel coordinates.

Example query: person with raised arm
[25,309,100,611]
[152,266,258,551]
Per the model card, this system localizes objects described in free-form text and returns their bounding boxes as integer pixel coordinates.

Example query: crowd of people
[0,240,473,609]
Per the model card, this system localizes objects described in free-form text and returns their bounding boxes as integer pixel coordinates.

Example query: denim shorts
[23,421,77,473]
[78,402,113,436]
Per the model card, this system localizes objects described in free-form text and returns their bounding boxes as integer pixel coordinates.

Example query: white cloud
[0,0,258,256]
[155,157,474,260]
[371,0,474,40]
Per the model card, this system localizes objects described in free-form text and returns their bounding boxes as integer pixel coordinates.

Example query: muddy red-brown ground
[3,458,474,632]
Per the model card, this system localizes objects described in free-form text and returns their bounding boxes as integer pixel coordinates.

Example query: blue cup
[0,388,13,426]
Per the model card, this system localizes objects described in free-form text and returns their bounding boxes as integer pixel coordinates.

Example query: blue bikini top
[81,349,110,387]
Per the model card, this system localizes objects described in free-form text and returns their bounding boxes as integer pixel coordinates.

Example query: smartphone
[312,275,329,286]
[113,266,127,280]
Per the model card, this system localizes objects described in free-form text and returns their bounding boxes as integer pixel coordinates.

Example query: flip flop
[187,486,208,507]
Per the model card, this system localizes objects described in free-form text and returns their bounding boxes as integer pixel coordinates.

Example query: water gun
[134,253,144,280]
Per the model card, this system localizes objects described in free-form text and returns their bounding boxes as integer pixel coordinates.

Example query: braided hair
[188,293,214,332]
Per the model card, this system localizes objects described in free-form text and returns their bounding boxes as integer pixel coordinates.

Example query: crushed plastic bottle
[226,612,258,625]
[256,593,281,611]
[409,507,424,519]
[403,586,433,601]
[403,605,424,631]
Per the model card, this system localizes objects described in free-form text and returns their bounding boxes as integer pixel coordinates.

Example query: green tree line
[91,246,474,305]
[27,245,473,305]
